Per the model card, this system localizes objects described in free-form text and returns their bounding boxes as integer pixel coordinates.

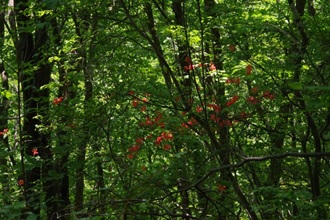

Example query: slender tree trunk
[72,9,97,213]
[0,6,10,205]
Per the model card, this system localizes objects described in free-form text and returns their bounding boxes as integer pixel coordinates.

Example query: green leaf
[288,82,302,90]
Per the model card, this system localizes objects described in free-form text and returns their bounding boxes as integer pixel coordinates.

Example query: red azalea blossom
[158,122,165,128]
[142,97,149,103]
[141,166,147,171]
[161,132,173,140]
[0,128,8,136]
[184,64,195,72]
[209,62,216,71]
[196,106,203,113]
[226,95,239,107]
[155,136,162,145]
[182,123,189,129]
[53,96,63,105]
[226,78,240,84]
[240,111,249,119]
[128,90,135,95]
[218,184,227,192]
[210,114,219,123]
[246,96,259,104]
[128,145,140,152]
[141,106,147,112]
[251,87,258,94]
[185,56,191,63]
[246,64,252,75]
[263,91,275,99]
[135,138,144,145]
[127,154,134,159]
[220,119,233,127]
[132,99,139,108]
[208,103,221,113]
[145,117,153,126]
[18,179,24,186]
[32,148,39,156]
[229,45,236,51]
[163,144,171,151]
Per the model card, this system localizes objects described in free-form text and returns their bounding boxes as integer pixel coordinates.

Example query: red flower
[127,154,134,159]
[246,96,259,104]
[196,106,203,113]
[226,95,239,107]
[135,138,144,145]
[141,166,147,171]
[226,77,240,84]
[185,56,191,63]
[132,99,139,108]
[145,117,153,126]
[142,97,149,103]
[263,91,275,99]
[220,119,233,127]
[155,136,162,145]
[18,179,24,186]
[141,105,147,112]
[246,65,252,75]
[128,90,135,95]
[209,62,216,71]
[53,96,63,105]
[161,132,173,140]
[208,103,221,113]
[184,64,195,72]
[128,145,140,152]
[229,45,236,51]
[217,184,227,192]
[32,148,39,156]
[210,114,219,123]
[251,87,258,94]
[163,144,171,151]
[240,111,249,119]
[0,128,8,136]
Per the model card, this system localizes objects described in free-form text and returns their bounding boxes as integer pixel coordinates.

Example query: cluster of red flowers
[155,131,174,150]
[53,96,63,105]
[263,91,275,99]
[209,62,216,71]
[127,137,144,159]
[139,112,165,128]
[183,56,216,72]
[0,128,8,136]
[226,95,239,107]
[207,103,221,113]
[226,77,240,84]
[130,91,149,113]
[182,117,198,129]
[246,96,259,104]
[246,64,252,75]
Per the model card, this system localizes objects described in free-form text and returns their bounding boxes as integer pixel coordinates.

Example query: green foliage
[0,0,330,219]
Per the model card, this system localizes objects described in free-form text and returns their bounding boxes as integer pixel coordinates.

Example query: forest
[0,0,330,219]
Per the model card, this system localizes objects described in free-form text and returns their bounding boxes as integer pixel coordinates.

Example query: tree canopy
[0,0,330,219]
